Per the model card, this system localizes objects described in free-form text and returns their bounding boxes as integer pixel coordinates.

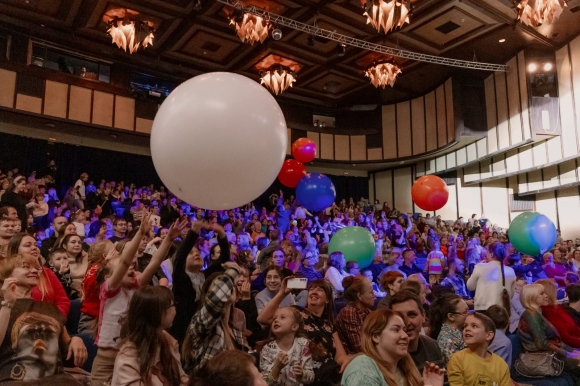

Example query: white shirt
[466,261,516,311]
[74,179,85,198]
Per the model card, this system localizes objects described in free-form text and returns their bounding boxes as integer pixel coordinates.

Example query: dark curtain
[0,132,368,209]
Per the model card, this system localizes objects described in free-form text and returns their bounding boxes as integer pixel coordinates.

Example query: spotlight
[337,43,346,57]
[528,63,537,72]
[307,35,314,47]
[498,38,505,43]
[544,63,553,71]
[271,28,282,40]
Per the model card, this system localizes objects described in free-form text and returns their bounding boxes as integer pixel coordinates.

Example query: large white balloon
[151,72,287,210]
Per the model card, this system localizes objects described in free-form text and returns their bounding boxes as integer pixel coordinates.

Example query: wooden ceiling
[1,0,580,107]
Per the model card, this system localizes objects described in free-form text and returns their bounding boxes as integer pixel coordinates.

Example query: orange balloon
[411,175,449,211]
[292,138,316,163]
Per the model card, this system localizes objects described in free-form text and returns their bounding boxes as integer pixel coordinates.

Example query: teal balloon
[328,226,376,270]
[509,212,557,256]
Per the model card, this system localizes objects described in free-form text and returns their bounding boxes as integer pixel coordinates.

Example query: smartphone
[287,278,307,290]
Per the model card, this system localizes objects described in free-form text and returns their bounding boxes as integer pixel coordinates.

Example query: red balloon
[278,159,307,188]
[411,175,449,211]
[292,138,317,163]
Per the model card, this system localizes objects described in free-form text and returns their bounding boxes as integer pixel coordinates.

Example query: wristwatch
[0,301,14,309]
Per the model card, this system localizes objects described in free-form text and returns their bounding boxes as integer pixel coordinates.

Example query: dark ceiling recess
[435,21,461,34]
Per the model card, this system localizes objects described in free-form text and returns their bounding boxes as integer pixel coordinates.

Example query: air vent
[435,21,460,34]
[510,194,535,212]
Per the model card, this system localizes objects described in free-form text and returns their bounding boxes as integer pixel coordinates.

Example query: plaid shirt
[335,304,371,354]
[185,267,244,372]
[440,273,469,298]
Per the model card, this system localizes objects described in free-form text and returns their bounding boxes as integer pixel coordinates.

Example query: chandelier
[363,0,410,34]
[260,66,296,95]
[365,62,402,88]
[103,9,154,54]
[230,9,271,44]
[516,0,566,28]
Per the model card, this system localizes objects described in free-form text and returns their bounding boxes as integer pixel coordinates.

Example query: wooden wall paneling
[397,101,412,157]
[556,44,579,158]
[558,159,578,185]
[476,137,488,159]
[92,91,114,127]
[535,190,559,231]
[495,72,510,150]
[335,134,350,161]
[456,168,482,220]
[543,165,560,189]
[375,170,393,207]
[15,94,42,113]
[445,78,455,142]
[135,118,153,134]
[0,69,16,108]
[351,135,366,161]
[481,179,510,227]
[484,75,499,153]
[531,142,548,166]
[43,81,68,118]
[466,142,478,163]
[571,37,580,149]
[505,148,519,174]
[556,187,580,239]
[435,155,446,172]
[320,133,334,159]
[307,131,321,159]
[436,84,447,147]
[286,128,292,155]
[68,86,92,123]
[456,147,467,166]
[382,105,397,159]
[411,96,426,155]
[480,158,492,180]
[446,153,456,169]
[114,96,135,131]
[492,154,506,177]
[506,56,523,145]
[517,51,532,140]
[367,148,383,161]
[527,169,543,192]
[425,91,437,152]
[393,167,413,213]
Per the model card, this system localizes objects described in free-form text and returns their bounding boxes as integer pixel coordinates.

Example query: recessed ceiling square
[436,21,460,34]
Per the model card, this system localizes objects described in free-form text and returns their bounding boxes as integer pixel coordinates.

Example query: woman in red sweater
[7,233,70,317]
[538,279,580,348]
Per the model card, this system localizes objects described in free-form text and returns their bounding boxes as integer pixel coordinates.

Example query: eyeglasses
[450,310,469,316]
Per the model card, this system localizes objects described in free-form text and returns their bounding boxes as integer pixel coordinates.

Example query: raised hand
[1,278,21,304]
[191,220,205,234]
[139,212,152,235]
[168,219,188,240]
[104,247,119,262]
[422,361,444,386]
[59,259,70,275]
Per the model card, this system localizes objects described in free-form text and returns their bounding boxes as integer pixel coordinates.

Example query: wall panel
[557,45,579,159]
[367,148,382,161]
[495,72,510,150]
[393,167,413,213]
[411,96,426,155]
[506,56,523,145]
[397,101,412,157]
[436,180,457,220]
[445,78,455,142]
[375,170,393,207]
[484,75,498,153]
[382,105,397,158]
[335,135,350,161]
[436,84,447,147]
[307,131,321,159]
[68,86,91,123]
[457,168,482,220]
[351,135,366,161]
[135,118,153,134]
[556,187,580,239]
[518,51,532,140]
[320,133,333,159]
[0,69,16,108]
[43,81,68,118]
[92,91,114,127]
[481,179,510,228]
[425,91,437,152]
[15,94,41,114]
[114,96,135,131]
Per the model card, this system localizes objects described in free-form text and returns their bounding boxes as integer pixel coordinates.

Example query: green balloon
[328,226,376,270]
[508,212,540,256]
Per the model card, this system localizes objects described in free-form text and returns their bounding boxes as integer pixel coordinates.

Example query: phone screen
[287,278,307,289]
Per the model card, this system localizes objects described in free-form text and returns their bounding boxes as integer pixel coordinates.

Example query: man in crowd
[108,218,127,243]
[74,172,88,209]
[400,249,423,277]
[40,215,68,258]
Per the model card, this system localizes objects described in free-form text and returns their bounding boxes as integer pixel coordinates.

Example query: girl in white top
[260,307,315,385]
[324,251,349,297]
[72,209,87,237]
[467,242,516,312]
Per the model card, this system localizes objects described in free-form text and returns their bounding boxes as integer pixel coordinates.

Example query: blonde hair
[536,279,557,305]
[88,240,113,265]
[520,284,544,311]
[0,254,43,300]
[360,309,423,386]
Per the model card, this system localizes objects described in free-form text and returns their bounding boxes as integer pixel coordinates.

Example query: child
[361,268,386,298]
[32,192,49,231]
[425,241,446,284]
[111,286,188,385]
[48,247,79,300]
[447,312,511,386]
[72,209,87,237]
[90,213,185,386]
[260,306,314,385]
[486,305,513,367]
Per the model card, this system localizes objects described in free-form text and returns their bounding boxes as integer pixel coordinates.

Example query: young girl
[429,293,469,363]
[260,306,315,385]
[111,286,188,386]
[425,241,446,284]
[61,233,88,294]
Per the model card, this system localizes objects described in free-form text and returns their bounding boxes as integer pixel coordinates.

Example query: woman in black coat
[0,175,28,227]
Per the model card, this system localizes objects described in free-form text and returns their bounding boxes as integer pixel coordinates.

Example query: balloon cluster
[508,212,557,256]
[278,138,336,213]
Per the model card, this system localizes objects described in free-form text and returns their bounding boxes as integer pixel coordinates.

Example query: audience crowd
[1,166,580,386]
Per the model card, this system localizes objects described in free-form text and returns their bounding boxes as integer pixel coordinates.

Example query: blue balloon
[529,214,557,255]
[296,173,336,212]
[509,212,557,256]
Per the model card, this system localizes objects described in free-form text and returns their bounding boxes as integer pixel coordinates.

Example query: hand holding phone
[287,277,307,290]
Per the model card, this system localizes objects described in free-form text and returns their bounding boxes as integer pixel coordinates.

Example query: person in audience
[61,234,88,294]
[255,265,295,314]
[388,290,445,373]
[564,284,580,326]
[425,241,445,285]
[324,251,349,297]
[341,309,444,386]
[543,250,567,286]
[467,242,515,313]
[234,266,264,349]
[189,350,267,386]
[376,271,405,309]
[295,249,323,285]
[47,247,78,300]
[509,276,526,333]
[400,249,423,277]
[335,276,374,354]
[40,215,68,257]
[367,253,387,284]
[536,278,580,348]
[447,313,510,386]
[84,220,107,246]
[253,248,293,292]
[259,306,315,385]
[361,268,386,298]
[111,286,188,386]
[517,283,580,381]
[486,304,512,366]
[439,257,471,306]
[108,218,127,244]
[0,217,15,257]
[0,253,87,384]
[345,260,360,277]
[429,293,469,363]
[0,175,28,226]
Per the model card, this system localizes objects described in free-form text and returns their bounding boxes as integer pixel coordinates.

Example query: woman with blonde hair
[341,309,443,386]
[536,279,580,348]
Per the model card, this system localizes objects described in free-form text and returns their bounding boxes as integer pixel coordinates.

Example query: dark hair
[486,305,509,330]
[566,272,580,285]
[263,265,284,283]
[210,242,221,259]
[189,350,259,386]
[388,290,424,314]
[468,312,496,344]
[345,260,359,274]
[113,217,127,226]
[428,294,463,339]
[307,279,335,326]
[399,280,422,297]
[255,236,268,250]
[48,247,67,263]
[566,284,580,303]
[489,242,511,318]
[120,286,182,385]
[342,276,368,303]
[88,220,106,238]
[328,251,345,270]
[0,206,15,218]
[61,234,84,263]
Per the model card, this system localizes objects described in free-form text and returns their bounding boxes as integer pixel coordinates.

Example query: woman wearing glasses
[429,293,469,363]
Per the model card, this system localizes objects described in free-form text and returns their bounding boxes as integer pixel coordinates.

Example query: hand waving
[422,361,444,386]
